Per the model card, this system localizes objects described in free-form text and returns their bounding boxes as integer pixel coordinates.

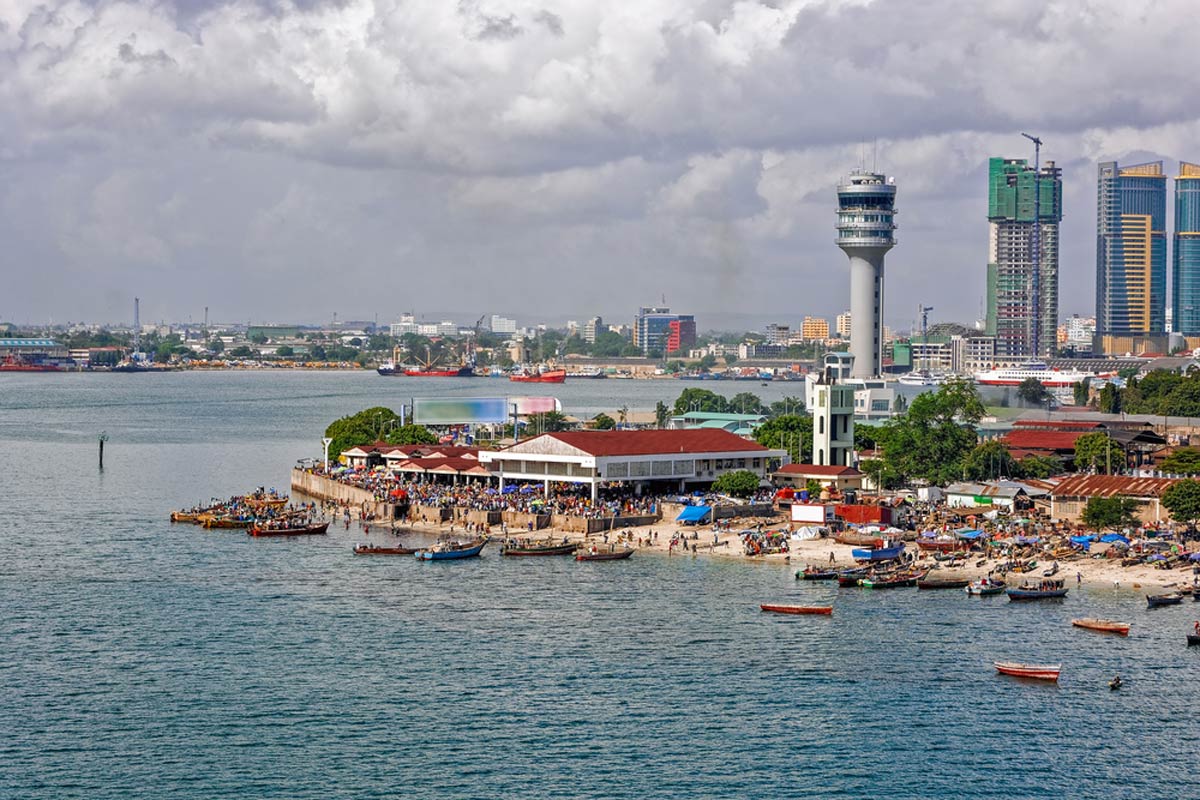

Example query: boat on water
[248,521,329,537]
[575,547,634,562]
[415,538,488,560]
[201,516,253,529]
[353,544,419,555]
[896,371,944,387]
[994,661,1061,681]
[510,368,566,384]
[861,570,924,589]
[797,567,839,580]
[170,510,208,524]
[500,540,577,556]
[1147,592,1184,607]
[1072,618,1131,636]
[1187,633,1200,646]
[965,578,1006,596]
[973,361,1110,388]
[917,576,971,590]
[760,604,833,616]
[837,568,871,587]
[852,542,906,562]
[0,354,64,372]
[1007,579,1068,601]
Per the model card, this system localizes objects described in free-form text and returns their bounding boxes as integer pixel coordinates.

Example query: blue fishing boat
[1006,579,1068,601]
[415,538,487,561]
[852,542,905,562]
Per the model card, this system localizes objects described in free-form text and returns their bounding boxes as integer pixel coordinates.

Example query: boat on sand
[576,547,634,562]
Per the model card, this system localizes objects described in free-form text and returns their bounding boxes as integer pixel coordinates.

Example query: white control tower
[836,171,897,379]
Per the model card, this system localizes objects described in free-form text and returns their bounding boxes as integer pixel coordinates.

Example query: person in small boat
[1193,620,1199,635]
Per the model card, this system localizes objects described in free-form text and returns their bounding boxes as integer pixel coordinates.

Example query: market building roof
[511,429,771,457]
[774,463,863,477]
[1049,474,1179,498]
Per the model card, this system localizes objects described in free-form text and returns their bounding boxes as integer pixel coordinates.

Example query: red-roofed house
[1050,474,1180,523]
[478,429,786,499]
[771,463,865,492]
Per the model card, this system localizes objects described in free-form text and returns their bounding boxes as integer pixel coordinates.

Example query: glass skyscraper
[1173,162,1200,336]
[985,157,1063,358]
[1095,161,1167,338]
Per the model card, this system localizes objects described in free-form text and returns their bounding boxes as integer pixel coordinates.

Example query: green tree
[1016,377,1052,406]
[309,344,327,361]
[592,413,616,430]
[1161,448,1200,475]
[276,345,294,358]
[858,457,901,490]
[963,440,1017,480]
[1073,432,1125,473]
[324,406,402,458]
[249,332,269,345]
[384,424,439,446]
[723,353,738,365]
[877,379,985,485]
[654,401,670,429]
[1081,496,1139,529]
[591,330,630,357]
[1162,479,1200,524]
[728,392,766,416]
[207,338,225,354]
[712,470,761,498]
[769,396,805,418]
[698,354,718,370]
[526,411,570,433]
[1072,378,1090,406]
[673,388,729,415]
[753,414,813,463]
[562,334,589,355]
[229,345,254,358]
[1016,454,1063,479]
[1098,382,1121,414]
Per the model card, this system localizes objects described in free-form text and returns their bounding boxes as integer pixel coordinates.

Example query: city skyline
[4,1,1200,330]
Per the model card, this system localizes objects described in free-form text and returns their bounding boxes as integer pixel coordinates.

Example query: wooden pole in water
[99,431,108,470]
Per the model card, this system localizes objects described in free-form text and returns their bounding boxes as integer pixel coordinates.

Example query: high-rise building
[1174,162,1200,336]
[764,323,790,345]
[1096,161,1167,341]
[985,157,1063,358]
[582,316,605,344]
[490,315,518,335]
[800,316,829,341]
[633,306,695,356]
[836,171,897,379]
[835,311,852,338]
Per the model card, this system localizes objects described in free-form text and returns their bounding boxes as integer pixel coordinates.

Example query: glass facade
[1096,161,1167,336]
[1173,163,1200,336]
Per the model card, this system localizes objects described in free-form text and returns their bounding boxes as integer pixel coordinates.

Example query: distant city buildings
[633,306,695,356]
[800,316,830,341]
[835,311,852,338]
[1095,161,1168,353]
[764,323,790,345]
[489,315,518,335]
[583,316,605,344]
[985,156,1063,359]
[1174,162,1200,338]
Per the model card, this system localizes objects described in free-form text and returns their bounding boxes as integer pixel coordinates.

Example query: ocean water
[1,371,1196,799]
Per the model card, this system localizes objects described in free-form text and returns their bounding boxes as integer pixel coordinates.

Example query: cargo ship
[0,354,63,372]
[377,345,474,377]
[510,368,566,383]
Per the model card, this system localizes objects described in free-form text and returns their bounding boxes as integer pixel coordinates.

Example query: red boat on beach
[994,661,1061,681]
[248,521,329,537]
[760,604,833,616]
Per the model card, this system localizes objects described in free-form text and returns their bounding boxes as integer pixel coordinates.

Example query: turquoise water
[1,372,1196,798]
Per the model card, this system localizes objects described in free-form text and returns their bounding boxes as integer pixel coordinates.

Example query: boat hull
[402,367,475,378]
[510,369,566,383]
[760,604,833,616]
[917,578,971,590]
[1071,618,1130,636]
[416,539,487,560]
[576,549,634,561]
[852,543,905,562]
[994,661,1061,681]
[249,522,329,537]
[354,545,418,555]
[501,543,577,556]
[1007,589,1068,601]
[1147,593,1184,607]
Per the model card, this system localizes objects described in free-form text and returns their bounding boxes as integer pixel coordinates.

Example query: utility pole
[1021,132,1043,358]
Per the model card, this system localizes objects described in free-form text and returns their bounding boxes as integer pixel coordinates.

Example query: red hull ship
[403,366,475,377]
[1,355,62,372]
[510,368,566,383]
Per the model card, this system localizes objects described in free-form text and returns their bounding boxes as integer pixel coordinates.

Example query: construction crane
[918,305,933,373]
[1022,132,1043,358]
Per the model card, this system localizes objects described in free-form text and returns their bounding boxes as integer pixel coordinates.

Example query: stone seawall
[291,469,377,508]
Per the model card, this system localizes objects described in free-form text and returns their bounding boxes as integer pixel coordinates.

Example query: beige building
[835,311,852,338]
[1049,474,1178,523]
[801,316,830,341]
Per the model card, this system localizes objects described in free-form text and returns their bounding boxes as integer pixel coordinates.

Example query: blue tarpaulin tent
[1100,533,1130,544]
[956,529,986,540]
[676,505,713,523]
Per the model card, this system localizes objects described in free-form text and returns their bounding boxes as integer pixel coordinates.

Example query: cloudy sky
[3,0,1197,331]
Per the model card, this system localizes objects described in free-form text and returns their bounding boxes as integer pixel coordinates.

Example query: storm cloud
[2,0,1197,329]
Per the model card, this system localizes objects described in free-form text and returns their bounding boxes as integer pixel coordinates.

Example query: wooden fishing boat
[797,567,839,580]
[1007,580,1068,601]
[994,661,1061,681]
[1071,618,1130,636]
[1146,592,1184,607]
[861,571,923,589]
[500,541,577,556]
[834,531,884,548]
[917,576,971,590]
[965,579,1006,596]
[170,511,206,524]
[917,538,959,553]
[353,544,418,555]
[201,516,253,529]
[575,547,634,562]
[852,542,906,562]
[1187,633,1200,646]
[1042,563,1060,577]
[760,604,833,616]
[415,538,487,560]
[248,521,329,537]
[245,497,289,509]
[837,568,870,587]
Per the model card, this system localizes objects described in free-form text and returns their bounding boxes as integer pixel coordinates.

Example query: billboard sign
[412,397,510,425]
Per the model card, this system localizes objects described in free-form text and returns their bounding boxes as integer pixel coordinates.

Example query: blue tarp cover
[956,529,986,540]
[1100,533,1130,544]
[676,505,713,522]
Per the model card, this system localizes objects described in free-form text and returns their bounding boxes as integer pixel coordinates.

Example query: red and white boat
[973,361,1111,388]
[510,368,566,383]
[994,661,1061,681]
[0,354,63,372]
[1071,618,1131,636]
[760,604,833,616]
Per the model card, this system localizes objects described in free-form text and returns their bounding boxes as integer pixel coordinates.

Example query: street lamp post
[322,437,333,472]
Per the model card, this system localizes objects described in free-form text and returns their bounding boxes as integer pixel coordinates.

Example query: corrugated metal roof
[775,463,862,477]
[0,338,61,347]
[1004,430,1087,450]
[528,429,770,457]
[1050,474,1179,498]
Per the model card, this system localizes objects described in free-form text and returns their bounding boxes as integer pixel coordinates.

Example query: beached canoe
[852,543,906,562]
[994,661,1061,681]
[416,539,487,560]
[248,521,329,537]
[797,568,839,580]
[760,604,833,615]
[834,531,884,548]
[575,548,634,562]
[1072,618,1131,636]
[353,544,418,555]
[1147,593,1184,607]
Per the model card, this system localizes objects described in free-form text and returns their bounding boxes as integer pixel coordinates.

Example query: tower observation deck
[836,171,897,379]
